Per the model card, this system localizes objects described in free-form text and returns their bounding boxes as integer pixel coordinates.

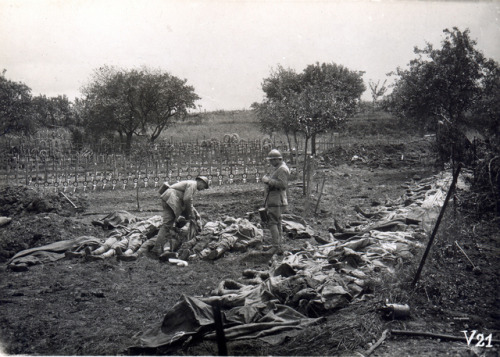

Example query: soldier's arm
[267,168,288,190]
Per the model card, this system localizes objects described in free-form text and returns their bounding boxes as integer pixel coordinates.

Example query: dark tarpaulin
[128,288,324,353]
[7,235,101,268]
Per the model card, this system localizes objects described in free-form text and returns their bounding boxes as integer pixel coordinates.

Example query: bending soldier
[153,176,209,258]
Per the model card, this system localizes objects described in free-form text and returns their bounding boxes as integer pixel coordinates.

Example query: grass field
[163,109,266,142]
[160,108,420,144]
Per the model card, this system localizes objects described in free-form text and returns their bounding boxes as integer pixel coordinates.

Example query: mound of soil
[0,186,97,263]
[0,186,88,217]
[320,138,435,168]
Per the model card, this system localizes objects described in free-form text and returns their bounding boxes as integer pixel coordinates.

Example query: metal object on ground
[380,303,410,319]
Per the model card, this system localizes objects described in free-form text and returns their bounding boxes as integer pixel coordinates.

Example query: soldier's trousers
[153,202,176,254]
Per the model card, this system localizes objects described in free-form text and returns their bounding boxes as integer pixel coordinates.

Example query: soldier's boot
[117,253,138,262]
[208,247,225,260]
[116,247,138,262]
[159,251,177,262]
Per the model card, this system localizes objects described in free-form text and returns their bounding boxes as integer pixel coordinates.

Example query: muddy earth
[0,143,498,356]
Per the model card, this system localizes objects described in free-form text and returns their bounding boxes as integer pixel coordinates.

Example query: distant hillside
[162,109,419,143]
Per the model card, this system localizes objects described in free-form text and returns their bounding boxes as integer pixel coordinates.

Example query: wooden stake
[412,164,462,287]
[59,192,78,209]
[314,177,327,215]
[455,241,476,269]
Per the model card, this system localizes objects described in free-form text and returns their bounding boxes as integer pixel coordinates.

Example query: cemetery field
[0,110,423,193]
[0,142,498,356]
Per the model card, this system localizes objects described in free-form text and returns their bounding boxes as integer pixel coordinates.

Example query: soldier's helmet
[196,176,209,188]
[267,149,282,160]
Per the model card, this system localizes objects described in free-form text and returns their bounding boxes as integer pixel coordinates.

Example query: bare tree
[368,79,388,111]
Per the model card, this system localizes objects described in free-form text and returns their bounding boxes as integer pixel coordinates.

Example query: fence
[0,131,414,192]
[0,135,293,192]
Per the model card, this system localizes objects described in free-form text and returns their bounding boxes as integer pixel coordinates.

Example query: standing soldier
[262,149,290,255]
[154,176,209,259]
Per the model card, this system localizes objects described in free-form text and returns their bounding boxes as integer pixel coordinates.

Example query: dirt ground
[0,143,499,356]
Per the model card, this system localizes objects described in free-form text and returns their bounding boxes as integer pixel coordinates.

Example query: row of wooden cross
[26,171,272,193]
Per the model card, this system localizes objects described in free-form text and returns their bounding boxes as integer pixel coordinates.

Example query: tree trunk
[434,125,446,170]
[117,131,124,153]
[311,133,317,156]
[125,132,134,157]
[302,136,309,196]
[285,133,293,164]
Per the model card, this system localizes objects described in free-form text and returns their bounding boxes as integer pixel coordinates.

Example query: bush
[465,138,500,216]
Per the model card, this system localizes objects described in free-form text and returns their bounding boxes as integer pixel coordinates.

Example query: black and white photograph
[0,0,499,356]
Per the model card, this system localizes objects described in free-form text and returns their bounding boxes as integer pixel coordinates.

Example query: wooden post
[212,301,227,356]
[314,177,327,215]
[6,159,10,184]
[76,154,79,184]
[25,155,29,185]
[412,164,462,287]
[14,156,18,183]
[35,156,39,183]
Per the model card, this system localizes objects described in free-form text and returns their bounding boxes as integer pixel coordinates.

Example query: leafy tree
[299,62,365,155]
[31,94,74,129]
[0,70,34,135]
[469,62,500,214]
[143,70,200,142]
[255,65,303,151]
[256,62,365,195]
[470,58,500,136]
[384,27,499,167]
[80,66,200,154]
[79,66,128,147]
[384,27,500,214]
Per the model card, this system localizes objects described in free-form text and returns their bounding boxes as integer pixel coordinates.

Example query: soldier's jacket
[265,162,290,207]
[160,180,198,218]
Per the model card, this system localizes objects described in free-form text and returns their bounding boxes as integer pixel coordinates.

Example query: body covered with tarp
[128,273,325,354]
[129,171,463,353]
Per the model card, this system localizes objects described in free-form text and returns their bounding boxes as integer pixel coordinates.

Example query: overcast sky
[1,0,499,111]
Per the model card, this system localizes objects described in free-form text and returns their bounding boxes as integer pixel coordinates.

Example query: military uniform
[263,150,290,254]
[154,179,204,254]
[265,161,290,224]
